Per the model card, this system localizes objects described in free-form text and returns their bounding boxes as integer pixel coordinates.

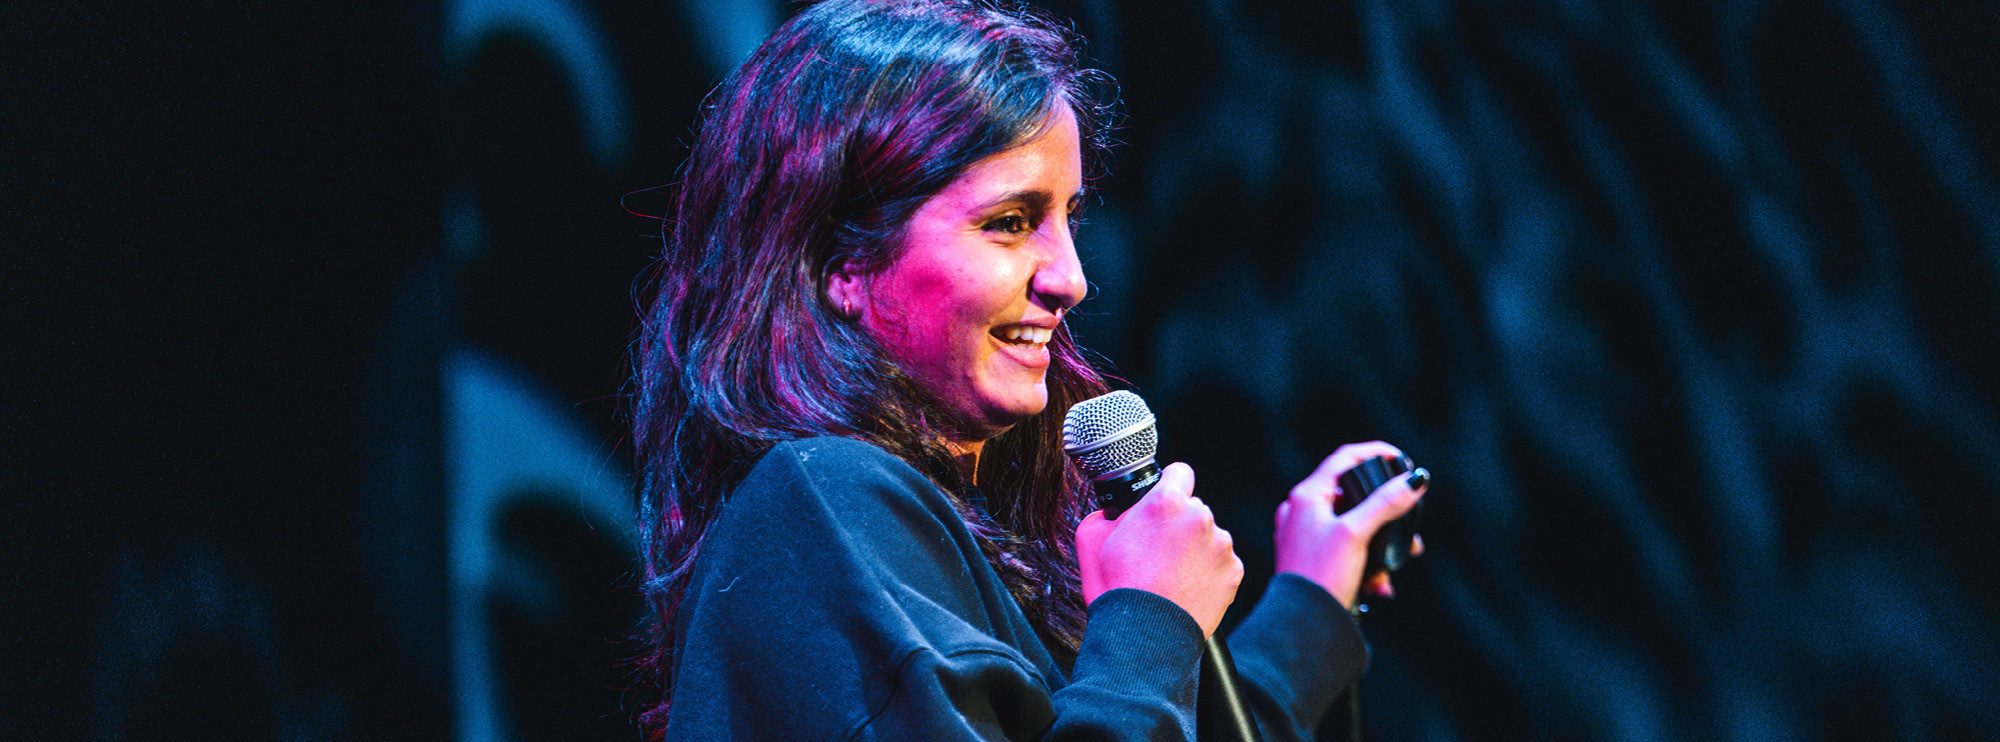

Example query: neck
[945,438,984,484]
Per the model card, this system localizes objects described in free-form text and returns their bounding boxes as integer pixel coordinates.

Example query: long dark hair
[631,0,1115,732]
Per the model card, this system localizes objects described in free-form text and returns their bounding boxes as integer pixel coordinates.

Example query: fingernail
[1407,468,1430,490]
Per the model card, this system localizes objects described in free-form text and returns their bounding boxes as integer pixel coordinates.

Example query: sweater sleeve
[1224,573,1371,742]
[1044,588,1203,740]
[858,588,1203,741]
[663,438,1204,741]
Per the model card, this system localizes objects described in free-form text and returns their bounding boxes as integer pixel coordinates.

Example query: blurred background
[11,0,1999,739]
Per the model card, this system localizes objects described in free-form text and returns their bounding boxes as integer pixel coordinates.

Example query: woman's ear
[825,266,864,321]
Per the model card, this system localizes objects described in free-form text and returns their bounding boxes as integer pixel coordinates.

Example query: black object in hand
[1335,456,1426,574]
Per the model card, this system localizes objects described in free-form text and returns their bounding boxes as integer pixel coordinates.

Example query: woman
[631,1,1428,739]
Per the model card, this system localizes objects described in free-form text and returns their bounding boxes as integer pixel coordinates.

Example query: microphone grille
[1062,390,1158,479]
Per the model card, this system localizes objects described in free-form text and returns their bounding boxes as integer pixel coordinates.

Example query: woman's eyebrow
[974,189,1054,212]
[973,187,1090,213]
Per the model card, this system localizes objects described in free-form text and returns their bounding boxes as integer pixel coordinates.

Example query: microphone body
[1064,392,1264,742]
[1090,460,1160,518]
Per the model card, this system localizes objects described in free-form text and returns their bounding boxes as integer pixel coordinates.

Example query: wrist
[1275,567,1358,612]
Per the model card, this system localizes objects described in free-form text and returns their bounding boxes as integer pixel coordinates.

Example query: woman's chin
[1006,382,1052,420]
[966,389,1050,439]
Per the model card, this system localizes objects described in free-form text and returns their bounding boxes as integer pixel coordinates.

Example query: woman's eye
[985,215,1030,235]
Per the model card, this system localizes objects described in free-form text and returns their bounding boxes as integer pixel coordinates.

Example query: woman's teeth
[999,326,1053,345]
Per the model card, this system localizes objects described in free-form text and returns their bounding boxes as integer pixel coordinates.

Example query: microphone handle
[1091,463,1264,742]
[1091,460,1161,518]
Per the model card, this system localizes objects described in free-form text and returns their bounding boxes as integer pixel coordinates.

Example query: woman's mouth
[995,325,1054,346]
[991,324,1054,369]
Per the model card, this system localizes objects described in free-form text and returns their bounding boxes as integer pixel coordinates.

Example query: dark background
[11,0,2000,739]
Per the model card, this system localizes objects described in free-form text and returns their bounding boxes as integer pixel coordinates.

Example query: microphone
[1064,391,1263,742]
[1061,390,1161,518]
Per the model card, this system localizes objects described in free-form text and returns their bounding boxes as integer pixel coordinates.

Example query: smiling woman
[828,105,1088,453]
[630,1,1424,739]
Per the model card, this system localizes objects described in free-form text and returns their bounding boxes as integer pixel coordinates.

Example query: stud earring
[843,298,854,319]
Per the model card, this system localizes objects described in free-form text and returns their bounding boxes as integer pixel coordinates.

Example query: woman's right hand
[1074,462,1242,636]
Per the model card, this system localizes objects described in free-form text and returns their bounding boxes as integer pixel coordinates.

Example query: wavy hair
[630,0,1116,732]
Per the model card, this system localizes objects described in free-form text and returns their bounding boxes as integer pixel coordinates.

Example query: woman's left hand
[1273,441,1429,611]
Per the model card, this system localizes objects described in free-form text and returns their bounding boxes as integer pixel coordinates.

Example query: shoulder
[755,436,919,481]
[713,436,965,561]
[734,436,945,513]
[686,436,1009,652]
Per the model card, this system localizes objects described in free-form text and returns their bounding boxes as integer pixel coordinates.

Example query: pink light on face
[851,105,1088,447]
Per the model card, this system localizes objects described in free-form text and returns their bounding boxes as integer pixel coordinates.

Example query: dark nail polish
[1407,468,1430,490]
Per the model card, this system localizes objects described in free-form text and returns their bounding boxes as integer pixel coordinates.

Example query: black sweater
[664,437,1368,741]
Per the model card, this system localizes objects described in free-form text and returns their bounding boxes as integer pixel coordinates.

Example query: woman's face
[854,105,1088,442]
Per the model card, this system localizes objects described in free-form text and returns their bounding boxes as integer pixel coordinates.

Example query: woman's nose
[1033,220,1087,312]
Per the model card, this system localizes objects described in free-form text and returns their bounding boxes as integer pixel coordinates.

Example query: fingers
[1076,508,1113,541]
[1075,510,1112,604]
[1154,461,1195,501]
[1291,441,1406,502]
[1342,468,1429,533]
[1128,463,1229,564]
[1132,462,1201,518]
[1365,570,1395,599]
